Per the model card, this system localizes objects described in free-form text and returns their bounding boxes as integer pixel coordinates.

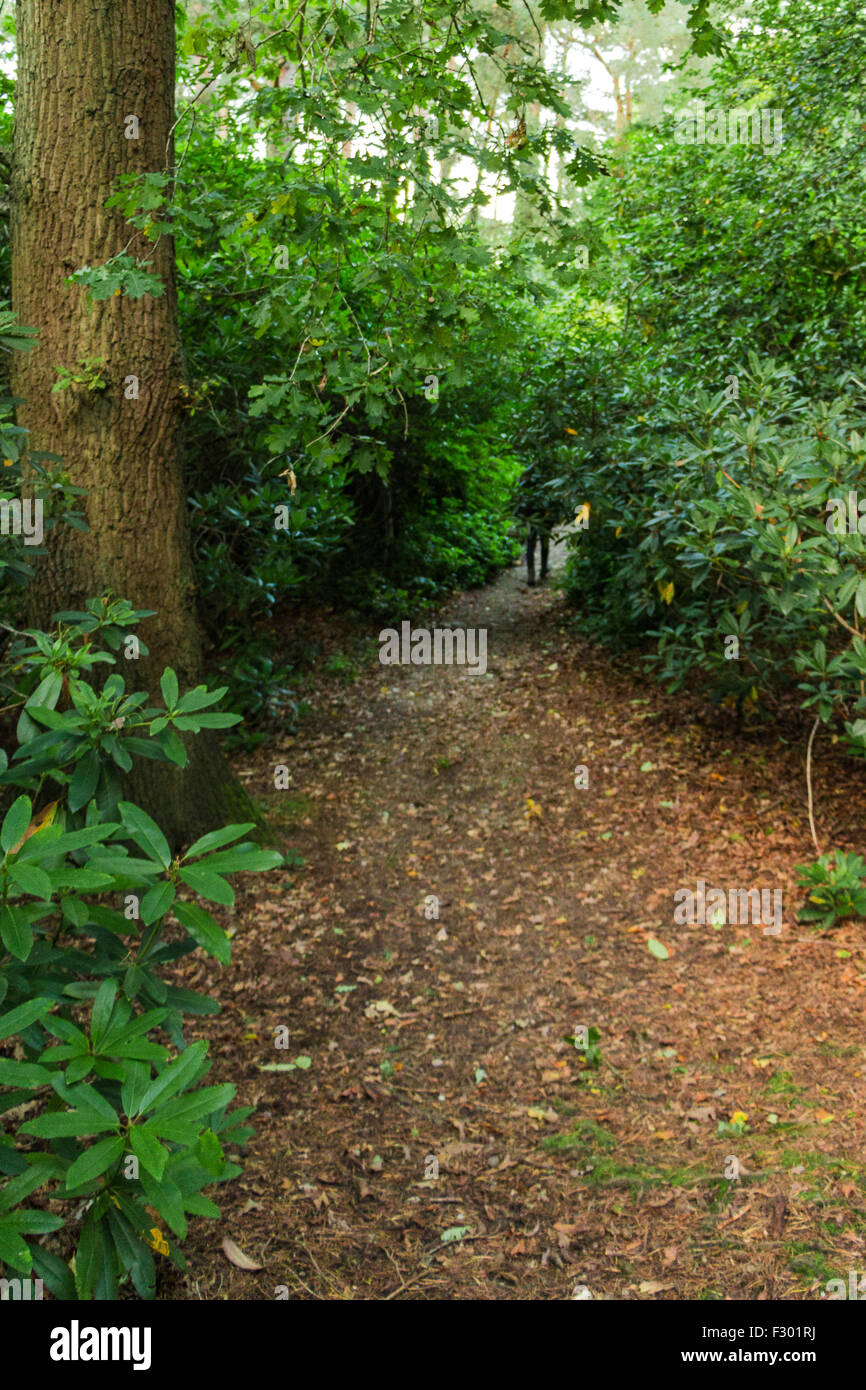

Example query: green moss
[542,1119,616,1154]
[261,793,316,828]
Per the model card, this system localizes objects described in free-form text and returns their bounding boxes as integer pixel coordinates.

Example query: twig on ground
[805,714,823,855]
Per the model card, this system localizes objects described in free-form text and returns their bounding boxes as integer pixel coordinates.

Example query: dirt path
[167,543,866,1301]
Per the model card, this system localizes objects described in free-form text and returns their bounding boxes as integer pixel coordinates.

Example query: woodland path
[167,537,866,1301]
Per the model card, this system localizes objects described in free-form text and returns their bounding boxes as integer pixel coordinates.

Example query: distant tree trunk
[10,0,262,847]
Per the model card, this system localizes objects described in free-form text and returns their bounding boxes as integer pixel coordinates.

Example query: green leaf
[69,255,165,302]
[0,1225,31,1272]
[195,1128,224,1175]
[182,1192,221,1220]
[66,1055,94,1084]
[134,1039,209,1118]
[177,865,234,906]
[118,801,172,869]
[159,728,188,766]
[29,1243,76,1300]
[183,823,256,860]
[69,748,101,812]
[65,1135,125,1189]
[176,683,228,713]
[0,1059,52,1087]
[61,895,89,929]
[1,794,31,853]
[140,879,176,926]
[0,995,52,1041]
[129,1123,169,1181]
[7,860,52,899]
[121,1060,152,1118]
[19,823,119,858]
[0,1162,60,1212]
[105,1208,155,1299]
[173,900,230,963]
[440,1225,470,1243]
[647,937,669,960]
[1,1208,63,1234]
[139,1166,187,1239]
[200,847,283,873]
[20,1109,119,1139]
[74,1213,105,1299]
[160,667,179,709]
[0,904,34,960]
[173,712,240,730]
[90,979,118,1048]
[146,1082,235,1132]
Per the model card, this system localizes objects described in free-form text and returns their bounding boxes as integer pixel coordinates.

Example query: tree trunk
[10,0,263,847]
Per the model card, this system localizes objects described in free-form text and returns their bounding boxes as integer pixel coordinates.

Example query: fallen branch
[806,714,823,856]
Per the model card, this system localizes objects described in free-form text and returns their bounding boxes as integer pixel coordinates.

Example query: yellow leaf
[147,1227,170,1256]
[658,580,674,605]
[815,1109,835,1124]
[10,799,60,854]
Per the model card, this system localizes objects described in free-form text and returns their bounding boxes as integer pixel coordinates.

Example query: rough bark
[10,0,263,847]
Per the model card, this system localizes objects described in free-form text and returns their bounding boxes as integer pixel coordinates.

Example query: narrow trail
[170,544,866,1300]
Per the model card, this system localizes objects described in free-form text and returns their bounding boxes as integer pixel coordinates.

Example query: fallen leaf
[686,1105,716,1122]
[364,999,398,1020]
[221,1237,263,1271]
[527,1106,558,1123]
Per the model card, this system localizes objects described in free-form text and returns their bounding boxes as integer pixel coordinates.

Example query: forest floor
[165,537,866,1301]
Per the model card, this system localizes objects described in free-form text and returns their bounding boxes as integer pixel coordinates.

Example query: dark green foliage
[0,601,282,1297]
[796,853,866,930]
[553,0,866,734]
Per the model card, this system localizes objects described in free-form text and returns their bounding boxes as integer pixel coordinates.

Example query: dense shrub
[0,597,282,1297]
